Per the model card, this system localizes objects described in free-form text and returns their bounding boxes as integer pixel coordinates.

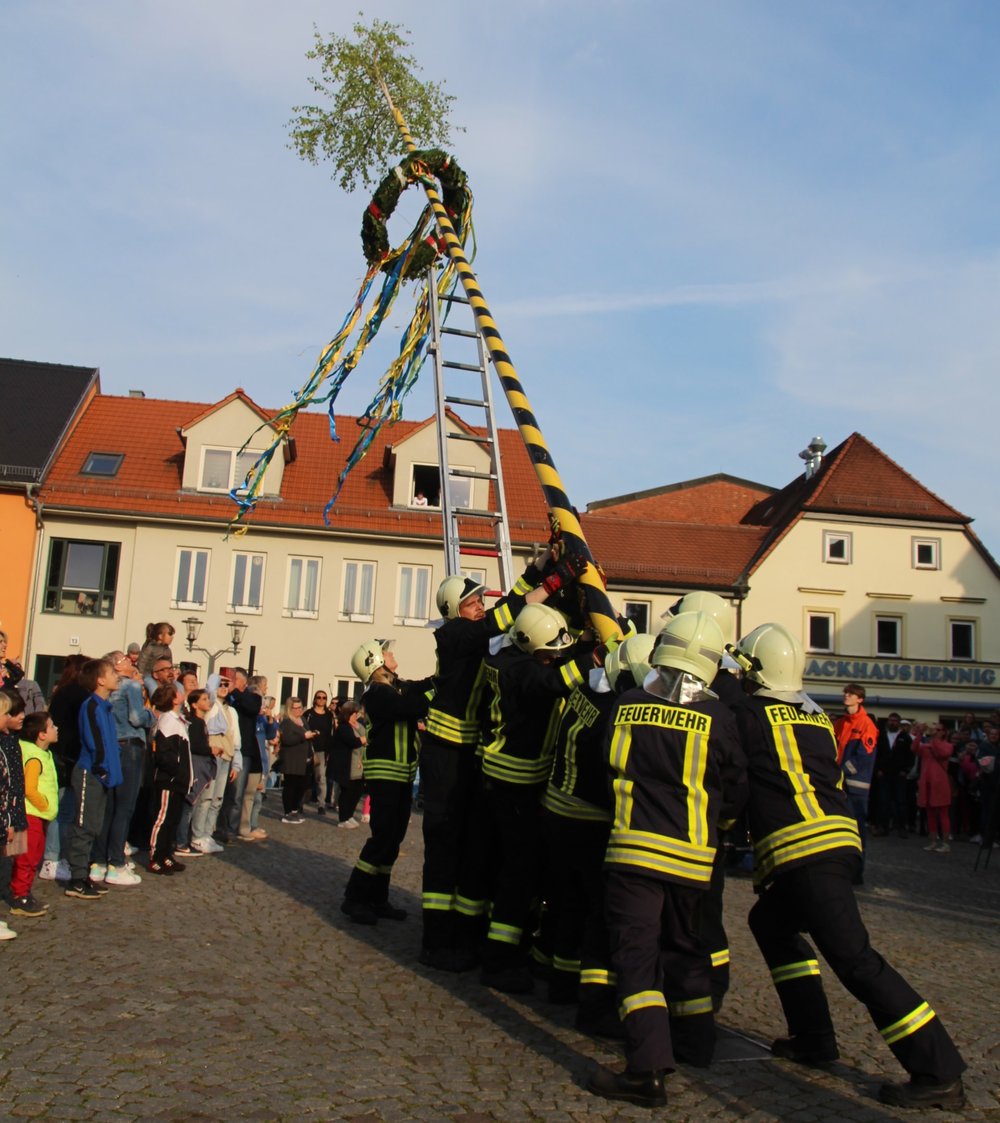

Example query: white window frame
[949,618,977,661]
[806,611,836,654]
[172,547,211,610]
[284,556,321,619]
[396,564,433,626]
[198,446,261,493]
[462,566,488,587]
[623,600,652,633]
[340,560,376,623]
[278,673,313,708]
[874,614,903,658]
[912,537,941,570]
[229,551,266,614]
[823,530,852,565]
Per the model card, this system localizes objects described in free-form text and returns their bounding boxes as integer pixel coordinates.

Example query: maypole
[290,19,623,643]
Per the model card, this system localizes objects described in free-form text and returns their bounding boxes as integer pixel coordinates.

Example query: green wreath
[361,149,470,280]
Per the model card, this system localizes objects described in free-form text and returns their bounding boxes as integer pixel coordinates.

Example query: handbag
[350,746,364,781]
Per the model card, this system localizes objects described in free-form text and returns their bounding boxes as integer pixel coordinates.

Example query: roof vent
[128,390,145,398]
[798,436,827,480]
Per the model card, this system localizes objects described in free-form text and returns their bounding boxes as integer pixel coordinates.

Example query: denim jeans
[43,786,75,863]
[92,739,146,867]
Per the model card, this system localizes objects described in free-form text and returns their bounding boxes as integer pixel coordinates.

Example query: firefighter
[341,640,432,926]
[459,602,596,995]
[663,590,741,1010]
[587,612,747,1109]
[561,633,656,1032]
[729,623,966,1110]
[420,551,583,972]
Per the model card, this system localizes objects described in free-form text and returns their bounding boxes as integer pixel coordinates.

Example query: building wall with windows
[742,512,999,717]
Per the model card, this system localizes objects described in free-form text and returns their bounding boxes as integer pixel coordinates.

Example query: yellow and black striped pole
[378,83,622,643]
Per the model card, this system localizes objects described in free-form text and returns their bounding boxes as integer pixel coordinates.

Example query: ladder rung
[449,469,496,481]
[439,292,470,304]
[441,326,478,338]
[445,395,488,408]
[460,547,499,558]
[443,360,485,373]
[451,507,502,519]
[447,431,493,444]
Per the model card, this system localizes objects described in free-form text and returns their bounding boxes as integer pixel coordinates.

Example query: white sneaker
[38,860,59,881]
[105,865,142,886]
[192,837,224,854]
[205,838,225,853]
[124,842,138,857]
[55,860,71,881]
[0,920,17,941]
[89,863,108,882]
[337,818,359,830]
[935,842,951,853]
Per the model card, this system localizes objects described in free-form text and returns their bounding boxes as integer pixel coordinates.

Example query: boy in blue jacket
[64,658,122,900]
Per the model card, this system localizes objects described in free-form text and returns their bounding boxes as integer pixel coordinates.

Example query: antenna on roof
[799,436,827,479]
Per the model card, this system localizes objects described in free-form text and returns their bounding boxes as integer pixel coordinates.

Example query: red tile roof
[588,475,773,525]
[581,515,767,589]
[39,394,552,544]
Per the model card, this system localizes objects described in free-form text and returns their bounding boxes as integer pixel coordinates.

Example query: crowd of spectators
[0,623,369,940]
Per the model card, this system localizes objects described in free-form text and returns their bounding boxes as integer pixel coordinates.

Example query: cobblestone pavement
[2,803,998,1122]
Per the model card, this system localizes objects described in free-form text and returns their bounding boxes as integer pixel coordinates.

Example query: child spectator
[148,684,192,875]
[137,622,175,680]
[9,711,59,917]
[64,658,122,900]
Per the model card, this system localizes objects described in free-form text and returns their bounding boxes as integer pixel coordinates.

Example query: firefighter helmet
[511,603,573,654]
[664,590,734,637]
[605,633,656,693]
[436,575,487,619]
[651,612,724,685]
[730,623,804,692]
[351,638,393,685]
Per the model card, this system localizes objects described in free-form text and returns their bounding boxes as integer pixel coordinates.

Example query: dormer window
[81,452,123,477]
[200,447,260,493]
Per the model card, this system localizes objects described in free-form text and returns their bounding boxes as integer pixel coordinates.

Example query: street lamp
[180,617,248,675]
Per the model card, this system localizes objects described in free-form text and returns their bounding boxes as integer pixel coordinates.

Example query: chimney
[798,436,827,480]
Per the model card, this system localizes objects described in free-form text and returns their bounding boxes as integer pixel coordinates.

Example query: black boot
[341,900,378,925]
[419,946,478,973]
[878,1076,965,1109]
[586,1066,667,1108]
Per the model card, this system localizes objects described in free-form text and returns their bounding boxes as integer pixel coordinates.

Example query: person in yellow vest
[10,711,60,917]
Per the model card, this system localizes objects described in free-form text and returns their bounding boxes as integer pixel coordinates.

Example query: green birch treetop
[288,16,461,193]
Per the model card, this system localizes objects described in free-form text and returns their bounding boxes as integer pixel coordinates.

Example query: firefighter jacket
[834,705,879,800]
[734,694,862,888]
[361,677,433,784]
[479,644,591,786]
[603,688,747,887]
[424,574,536,748]
[542,674,616,822]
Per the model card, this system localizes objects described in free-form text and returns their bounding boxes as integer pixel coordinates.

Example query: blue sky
[3,2,999,552]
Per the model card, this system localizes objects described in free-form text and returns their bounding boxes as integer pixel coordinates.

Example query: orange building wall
[0,490,39,661]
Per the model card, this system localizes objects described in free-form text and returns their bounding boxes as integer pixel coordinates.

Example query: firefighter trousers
[748,855,965,1082]
[419,739,480,950]
[344,779,412,906]
[604,870,715,1074]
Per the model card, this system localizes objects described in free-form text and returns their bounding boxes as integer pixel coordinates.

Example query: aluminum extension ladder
[427,261,516,592]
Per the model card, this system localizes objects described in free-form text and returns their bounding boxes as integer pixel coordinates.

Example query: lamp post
[180,618,248,676]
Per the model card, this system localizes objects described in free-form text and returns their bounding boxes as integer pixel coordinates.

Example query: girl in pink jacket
[912,723,954,853]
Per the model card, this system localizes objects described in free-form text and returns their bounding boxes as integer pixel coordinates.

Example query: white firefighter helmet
[605,633,657,693]
[436,575,487,619]
[730,623,805,692]
[664,590,734,637]
[351,638,393,685]
[511,603,573,654]
[651,611,724,685]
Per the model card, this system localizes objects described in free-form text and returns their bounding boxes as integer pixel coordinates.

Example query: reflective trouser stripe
[711,948,730,968]
[771,958,822,985]
[552,955,581,975]
[669,996,714,1017]
[488,921,522,946]
[881,1002,936,1045]
[454,894,488,917]
[620,990,668,1018]
[422,892,454,912]
[530,945,551,967]
[580,968,617,987]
